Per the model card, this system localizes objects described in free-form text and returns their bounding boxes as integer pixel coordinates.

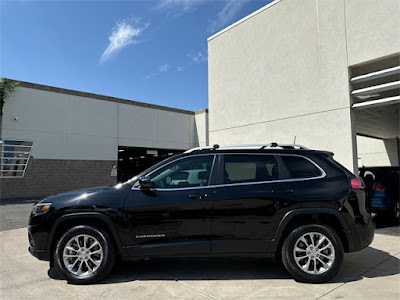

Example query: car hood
[39,183,133,208]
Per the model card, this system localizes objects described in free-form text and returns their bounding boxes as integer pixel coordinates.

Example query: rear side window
[281,155,322,179]
[223,155,279,184]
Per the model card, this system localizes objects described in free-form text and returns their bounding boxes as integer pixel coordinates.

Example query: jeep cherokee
[28,143,375,284]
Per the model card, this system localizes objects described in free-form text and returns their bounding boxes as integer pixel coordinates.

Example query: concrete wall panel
[345,0,400,66]
[210,108,355,171]
[357,136,399,167]
[2,86,207,160]
[208,0,356,171]
[194,111,209,147]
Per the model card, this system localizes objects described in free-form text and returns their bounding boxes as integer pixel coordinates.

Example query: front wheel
[282,224,344,283]
[54,225,115,284]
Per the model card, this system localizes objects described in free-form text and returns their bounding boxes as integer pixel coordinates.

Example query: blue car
[360,167,399,225]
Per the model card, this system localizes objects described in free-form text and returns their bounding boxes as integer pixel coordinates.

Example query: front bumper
[345,216,375,252]
[28,224,50,261]
[28,246,50,261]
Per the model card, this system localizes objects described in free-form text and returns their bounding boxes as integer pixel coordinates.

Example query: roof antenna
[293,136,296,144]
[213,144,220,150]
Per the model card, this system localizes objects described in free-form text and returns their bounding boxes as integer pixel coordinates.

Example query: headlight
[32,203,52,215]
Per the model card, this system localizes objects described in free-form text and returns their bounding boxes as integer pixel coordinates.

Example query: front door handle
[188,193,208,200]
[271,189,294,194]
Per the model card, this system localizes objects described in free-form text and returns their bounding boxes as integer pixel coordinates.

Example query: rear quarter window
[281,155,322,179]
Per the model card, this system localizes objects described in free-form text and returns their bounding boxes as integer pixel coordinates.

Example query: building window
[0,140,33,178]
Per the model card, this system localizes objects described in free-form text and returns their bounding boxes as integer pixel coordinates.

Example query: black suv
[28,143,375,284]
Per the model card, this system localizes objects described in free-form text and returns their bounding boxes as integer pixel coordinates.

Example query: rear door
[211,154,297,253]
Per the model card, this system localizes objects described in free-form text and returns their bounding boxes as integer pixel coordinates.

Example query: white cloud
[208,0,249,33]
[155,0,204,15]
[145,63,171,79]
[187,50,208,63]
[159,64,170,72]
[100,18,149,64]
[144,48,207,79]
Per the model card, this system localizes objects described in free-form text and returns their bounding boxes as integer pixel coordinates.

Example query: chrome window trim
[132,154,217,190]
[131,152,326,191]
[216,153,326,188]
[146,186,217,192]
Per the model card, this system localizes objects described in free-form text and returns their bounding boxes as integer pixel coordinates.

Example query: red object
[372,184,387,191]
[351,178,364,189]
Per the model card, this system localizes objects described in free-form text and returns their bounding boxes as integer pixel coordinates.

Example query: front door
[123,154,216,257]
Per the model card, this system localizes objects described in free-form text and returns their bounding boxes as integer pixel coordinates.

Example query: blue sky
[1,0,270,111]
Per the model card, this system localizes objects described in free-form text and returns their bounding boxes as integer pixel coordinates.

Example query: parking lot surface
[0,202,399,300]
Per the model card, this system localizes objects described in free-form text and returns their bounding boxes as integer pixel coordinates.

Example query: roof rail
[184,143,309,153]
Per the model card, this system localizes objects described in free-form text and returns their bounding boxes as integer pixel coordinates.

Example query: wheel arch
[269,209,350,254]
[47,213,127,266]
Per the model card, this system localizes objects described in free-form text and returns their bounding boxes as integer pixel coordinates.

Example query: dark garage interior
[117,146,183,182]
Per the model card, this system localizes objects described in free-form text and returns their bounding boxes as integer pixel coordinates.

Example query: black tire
[391,202,400,226]
[54,225,115,284]
[281,224,344,283]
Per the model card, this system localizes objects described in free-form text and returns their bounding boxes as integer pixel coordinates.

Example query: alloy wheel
[293,232,335,275]
[62,234,103,278]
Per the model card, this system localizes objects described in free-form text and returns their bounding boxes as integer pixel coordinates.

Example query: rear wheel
[54,225,115,284]
[282,224,344,283]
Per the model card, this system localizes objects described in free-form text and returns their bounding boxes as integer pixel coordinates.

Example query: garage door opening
[117,146,183,182]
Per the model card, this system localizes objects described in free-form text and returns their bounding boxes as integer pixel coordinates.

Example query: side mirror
[139,176,153,190]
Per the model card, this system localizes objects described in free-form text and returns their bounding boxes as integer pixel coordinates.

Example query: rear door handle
[271,189,294,194]
[188,193,208,200]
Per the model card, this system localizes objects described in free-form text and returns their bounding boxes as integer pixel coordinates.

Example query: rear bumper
[345,217,375,252]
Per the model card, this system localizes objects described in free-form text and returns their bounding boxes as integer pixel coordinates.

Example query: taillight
[351,178,365,189]
[373,184,387,191]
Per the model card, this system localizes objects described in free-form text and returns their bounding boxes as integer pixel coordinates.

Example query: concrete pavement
[0,226,399,300]
[0,200,36,232]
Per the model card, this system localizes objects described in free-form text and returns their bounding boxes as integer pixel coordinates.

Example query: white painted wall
[194,110,209,147]
[2,86,205,160]
[118,103,195,150]
[208,0,356,171]
[345,0,400,66]
[357,136,399,167]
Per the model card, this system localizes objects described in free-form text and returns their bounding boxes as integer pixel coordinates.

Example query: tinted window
[223,155,279,184]
[149,155,214,188]
[281,155,322,179]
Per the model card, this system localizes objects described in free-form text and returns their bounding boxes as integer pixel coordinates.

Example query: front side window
[149,155,214,189]
[281,155,322,179]
[223,155,279,184]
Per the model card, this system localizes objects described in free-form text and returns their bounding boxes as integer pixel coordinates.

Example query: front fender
[47,212,128,259]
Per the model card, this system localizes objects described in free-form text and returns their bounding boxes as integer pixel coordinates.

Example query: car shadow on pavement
[48,246,399,285]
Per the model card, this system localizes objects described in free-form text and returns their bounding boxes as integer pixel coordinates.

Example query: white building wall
[118,104,195,150]
[194,110,209,147]
[2,85,204,161]
[208,0,356,171]
[357,136,399,167]
[2,87,118,160]
[345,0,400,66]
